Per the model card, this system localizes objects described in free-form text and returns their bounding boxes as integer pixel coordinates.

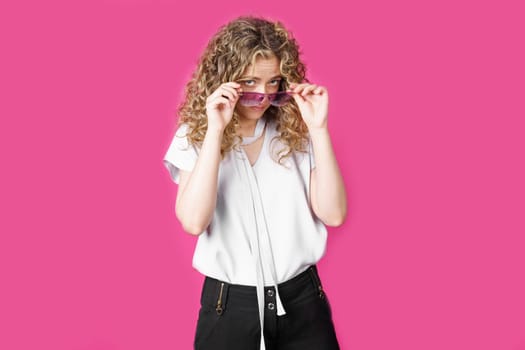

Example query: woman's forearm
[310,128,347,226]
[175,127,223,235]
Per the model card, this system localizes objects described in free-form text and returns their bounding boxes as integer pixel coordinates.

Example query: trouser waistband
[200,265,325,315]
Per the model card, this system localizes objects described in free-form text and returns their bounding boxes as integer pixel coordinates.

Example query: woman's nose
[254,84,272,94]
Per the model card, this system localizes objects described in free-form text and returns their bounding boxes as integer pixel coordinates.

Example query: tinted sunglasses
[238,91,296,107]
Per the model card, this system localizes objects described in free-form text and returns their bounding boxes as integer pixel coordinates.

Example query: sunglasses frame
[237,91,297,107]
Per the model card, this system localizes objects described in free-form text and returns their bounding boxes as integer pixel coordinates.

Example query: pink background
[1,0,524,349]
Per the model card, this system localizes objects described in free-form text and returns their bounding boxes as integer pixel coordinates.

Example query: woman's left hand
[288,82,329,131]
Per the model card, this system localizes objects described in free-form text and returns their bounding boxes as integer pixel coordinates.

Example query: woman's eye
[242,80,255,86]
[269,79,281,86]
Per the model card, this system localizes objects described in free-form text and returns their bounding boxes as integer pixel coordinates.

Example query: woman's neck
[238,118,259,137]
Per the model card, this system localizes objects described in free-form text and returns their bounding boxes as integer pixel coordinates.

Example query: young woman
[163,15,347,350]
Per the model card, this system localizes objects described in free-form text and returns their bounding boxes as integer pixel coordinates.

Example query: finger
[313,86,326,94]
[221,83,241,93]
[208,83,241,100]
[290,83,312,94]
[218,92,235,103]
[223,83,241,97]
[222,84,244,101]
[220,85,241,99]
[289,84,304,95]
[215,88,236,102]
[291,90,306,104]
[300,85,318,96]
[209,95,232,110]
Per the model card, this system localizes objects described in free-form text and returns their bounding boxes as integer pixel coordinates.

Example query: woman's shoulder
[167,122,197,152]
[175,122,192,137]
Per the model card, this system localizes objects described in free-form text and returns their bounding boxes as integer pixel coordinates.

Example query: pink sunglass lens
[239,93,265,106]
[238,92,293,107]
[270,92,292,106]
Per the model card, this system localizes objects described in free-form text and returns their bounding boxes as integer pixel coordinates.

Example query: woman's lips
[251,105,266,110]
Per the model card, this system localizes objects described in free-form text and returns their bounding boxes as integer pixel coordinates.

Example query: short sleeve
[163,123,199,184]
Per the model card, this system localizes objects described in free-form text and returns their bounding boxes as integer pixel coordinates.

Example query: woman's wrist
[205,124,225,138]
[308,126,330,139]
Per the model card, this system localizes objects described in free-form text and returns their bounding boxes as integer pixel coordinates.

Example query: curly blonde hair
[177,15,310,163]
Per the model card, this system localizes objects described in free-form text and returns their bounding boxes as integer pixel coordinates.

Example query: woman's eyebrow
[239,75,282,80]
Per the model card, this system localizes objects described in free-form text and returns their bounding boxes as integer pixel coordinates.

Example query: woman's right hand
[205,82,242,133]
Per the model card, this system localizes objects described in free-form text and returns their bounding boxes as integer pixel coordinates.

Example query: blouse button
[267,289,274,297]
[267,302,275,310]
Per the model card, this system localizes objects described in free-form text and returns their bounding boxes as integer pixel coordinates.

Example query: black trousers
[194,265,340,350]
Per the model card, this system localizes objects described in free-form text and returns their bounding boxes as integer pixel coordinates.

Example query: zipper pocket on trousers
[216,282,224,315]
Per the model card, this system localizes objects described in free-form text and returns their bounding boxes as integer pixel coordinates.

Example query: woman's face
[235,55,282,121]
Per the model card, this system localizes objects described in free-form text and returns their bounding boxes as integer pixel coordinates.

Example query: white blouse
[163,116,328,350]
